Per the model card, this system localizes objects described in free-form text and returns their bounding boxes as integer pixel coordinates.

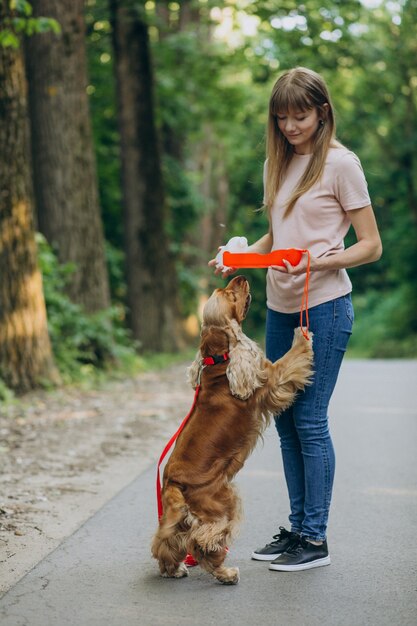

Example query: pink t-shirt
[265,146,371,313]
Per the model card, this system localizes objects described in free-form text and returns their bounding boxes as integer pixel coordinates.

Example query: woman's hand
[208,231,273,278]
[271,250,316,275]
[208,256,237,278]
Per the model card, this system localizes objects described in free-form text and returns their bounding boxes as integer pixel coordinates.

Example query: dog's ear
[225,320,267,400]
[187,350,203,389]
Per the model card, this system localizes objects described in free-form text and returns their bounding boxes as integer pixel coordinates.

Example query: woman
[211,67,382,571]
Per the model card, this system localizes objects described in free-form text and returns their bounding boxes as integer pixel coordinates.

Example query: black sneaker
[251,527,299,561]
[269,536,331,571]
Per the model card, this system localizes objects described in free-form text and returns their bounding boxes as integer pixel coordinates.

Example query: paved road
[1,360,416,626]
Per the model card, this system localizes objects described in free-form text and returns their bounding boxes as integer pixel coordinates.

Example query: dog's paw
[217,566,240,585]
[160,562,189,579]
[293,327,313,347]
[174,562,189,578]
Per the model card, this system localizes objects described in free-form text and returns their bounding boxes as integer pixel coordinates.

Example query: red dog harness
[202,352,229,366]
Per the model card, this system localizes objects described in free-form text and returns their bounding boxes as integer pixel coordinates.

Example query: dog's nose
[227,275,249,292]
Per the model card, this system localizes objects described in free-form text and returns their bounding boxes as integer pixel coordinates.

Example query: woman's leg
[292,295,354,541]
[265,307,304,534]
[275,411,304,534]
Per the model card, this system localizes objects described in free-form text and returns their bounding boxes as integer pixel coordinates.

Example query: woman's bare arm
[275,205,382,275]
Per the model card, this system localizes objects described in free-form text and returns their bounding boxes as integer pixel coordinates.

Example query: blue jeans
[266,294,354,542]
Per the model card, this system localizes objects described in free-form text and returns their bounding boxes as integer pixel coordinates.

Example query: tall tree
[25,0,110,313]
[0,3,59,393]
[155,1,201,162]
[110,0,179,351]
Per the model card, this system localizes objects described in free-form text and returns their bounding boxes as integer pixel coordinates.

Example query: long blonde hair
[265,67,338,216]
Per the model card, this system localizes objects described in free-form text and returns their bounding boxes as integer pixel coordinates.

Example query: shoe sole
[269,556,331,571]
[251,552,283,561]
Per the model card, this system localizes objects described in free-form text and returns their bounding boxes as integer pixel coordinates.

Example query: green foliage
[36,234,140,383]
[85,5,122,249]
[0,378,15,403]
[350,287,417,358]
[0,1,60,49]
[105,241,127,303]
[163,154,207,315]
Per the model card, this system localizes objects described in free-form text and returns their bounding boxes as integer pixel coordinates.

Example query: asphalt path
[1,360,416,626]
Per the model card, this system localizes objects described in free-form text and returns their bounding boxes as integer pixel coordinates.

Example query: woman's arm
[247,231,273,254]
[276,205,382,275]
[315,205,382,270]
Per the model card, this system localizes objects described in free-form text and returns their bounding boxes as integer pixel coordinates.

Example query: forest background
[1,0,416,398]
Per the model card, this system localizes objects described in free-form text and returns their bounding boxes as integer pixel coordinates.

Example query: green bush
[349,287,417,358]
[0,378,14,402]
[36,233,140,383]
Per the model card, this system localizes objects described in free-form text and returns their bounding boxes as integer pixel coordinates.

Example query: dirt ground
[0,363,194,597]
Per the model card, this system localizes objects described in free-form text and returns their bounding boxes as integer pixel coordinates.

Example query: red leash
[156,386,201,568]
[300,249,311,340]
[156,383,201,520]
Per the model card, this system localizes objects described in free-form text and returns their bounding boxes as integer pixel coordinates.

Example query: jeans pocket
[343,295,354,324]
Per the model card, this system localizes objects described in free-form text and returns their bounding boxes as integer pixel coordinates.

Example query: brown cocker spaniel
[151,275,313,585]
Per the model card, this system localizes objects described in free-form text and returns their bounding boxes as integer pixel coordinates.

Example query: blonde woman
[211,67,382,571]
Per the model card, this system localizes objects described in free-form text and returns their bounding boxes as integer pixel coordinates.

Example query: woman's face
[275,107,321,155]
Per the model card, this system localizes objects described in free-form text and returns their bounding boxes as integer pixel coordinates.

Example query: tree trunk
[155,0,170,37]
[155,0,199,34]
[179,0,200,31]
[198,148,229,257]
[110,0,179,352]
[0,10,59,394]
[24,0,110,313]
